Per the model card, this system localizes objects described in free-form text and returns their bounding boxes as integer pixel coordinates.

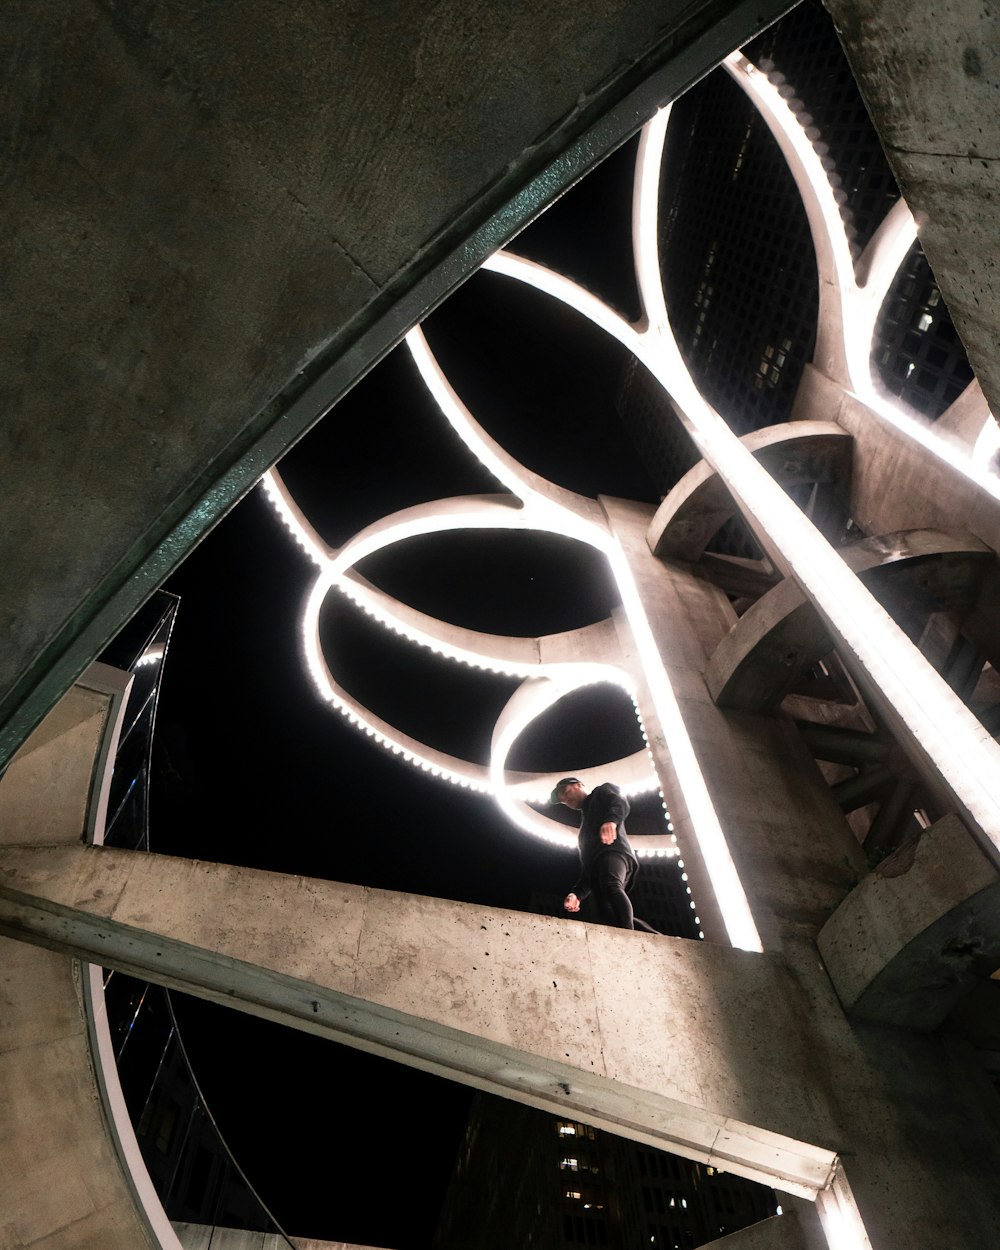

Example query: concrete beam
[0,842,839,1197]
[705,528,992,713]
[818,814,1000,1030]
[794,367,1000,555]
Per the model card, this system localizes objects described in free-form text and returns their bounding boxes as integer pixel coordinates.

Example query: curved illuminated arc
[260,469,330,567]
[338,572,636,680]
[722,51,863,396]
[263,447,658,813]
[721,55,1000,500]
[633,105,671,331]
[485,251,643,362]
[303,584,492,791]
[331,493,536,581]
[405,325,611,550]
[301,549,654,814]
[490,675,667,852]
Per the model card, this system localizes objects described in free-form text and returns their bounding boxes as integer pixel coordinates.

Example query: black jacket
[570,783,638,900]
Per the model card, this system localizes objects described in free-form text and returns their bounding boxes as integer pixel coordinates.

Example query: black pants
[593,852,659,932]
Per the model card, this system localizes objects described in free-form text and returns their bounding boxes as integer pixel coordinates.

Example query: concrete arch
[705,529,994,713]
[647,422,853,562]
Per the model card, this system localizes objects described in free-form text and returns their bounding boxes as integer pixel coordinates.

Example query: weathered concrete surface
[937,380,995,451]
[647,422,852,560]
[696,1211,803,1250]
[793,367,1000,557]
[824,0,1000,422]
[0,0,792,771]
[0,842,837,1197]
[0,680,158,1250]
[794,367,1000,672]
[4,846,1000,1246]
[0,942,158,1250]
[705,529,993,712]
[818,814,1000,1029]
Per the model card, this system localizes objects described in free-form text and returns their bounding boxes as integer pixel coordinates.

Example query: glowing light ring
[261,471,659,835]
[260,470,328,568]
[490,676,674,853]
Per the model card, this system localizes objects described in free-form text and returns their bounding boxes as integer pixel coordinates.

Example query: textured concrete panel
[0,941,156,1250]
[0,843,839,1195]
[0,683,110,845]
[818,814,1000,1029]
[603,495,867,954]
[825,0,1000,421]
[793,367,1000,554]
[696,1212,804,1250]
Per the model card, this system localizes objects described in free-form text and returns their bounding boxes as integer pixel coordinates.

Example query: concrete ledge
[696,1211,803,1249]
[0,843,839,1199]
[817,814,1000,1030]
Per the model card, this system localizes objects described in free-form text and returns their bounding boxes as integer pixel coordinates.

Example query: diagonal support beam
[0,842,836,1198]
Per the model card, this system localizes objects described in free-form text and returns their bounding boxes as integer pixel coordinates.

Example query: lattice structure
[875,243,977,418]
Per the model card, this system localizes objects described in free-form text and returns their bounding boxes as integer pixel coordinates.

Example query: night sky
[150,131,668,1247]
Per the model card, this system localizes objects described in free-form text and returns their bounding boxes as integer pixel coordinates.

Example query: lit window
[566,1190,582,1201]
[557,1122,577,1137]
[561,1158,579,1171]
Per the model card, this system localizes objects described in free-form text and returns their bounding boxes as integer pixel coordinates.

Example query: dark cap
[549,777,582,806]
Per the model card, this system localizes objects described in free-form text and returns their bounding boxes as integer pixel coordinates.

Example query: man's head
[550,777,587,810]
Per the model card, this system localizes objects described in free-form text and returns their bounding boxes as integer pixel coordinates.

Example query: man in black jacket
[551,777,659,932]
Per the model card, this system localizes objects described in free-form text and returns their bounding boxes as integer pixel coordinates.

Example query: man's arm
[564,872,592,912]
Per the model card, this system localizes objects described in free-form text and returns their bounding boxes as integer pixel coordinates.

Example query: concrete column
[602,495,867,955]
[0,674,163,1250]
[823,0,1000,422]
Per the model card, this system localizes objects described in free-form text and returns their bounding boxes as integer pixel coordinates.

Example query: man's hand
[599,821,618,845]
[563,892,581,913]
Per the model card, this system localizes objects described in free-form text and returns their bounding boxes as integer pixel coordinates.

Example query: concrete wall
[4,841,1000,1246]
[0,679,159,1250]
[173,1226,386,1250]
